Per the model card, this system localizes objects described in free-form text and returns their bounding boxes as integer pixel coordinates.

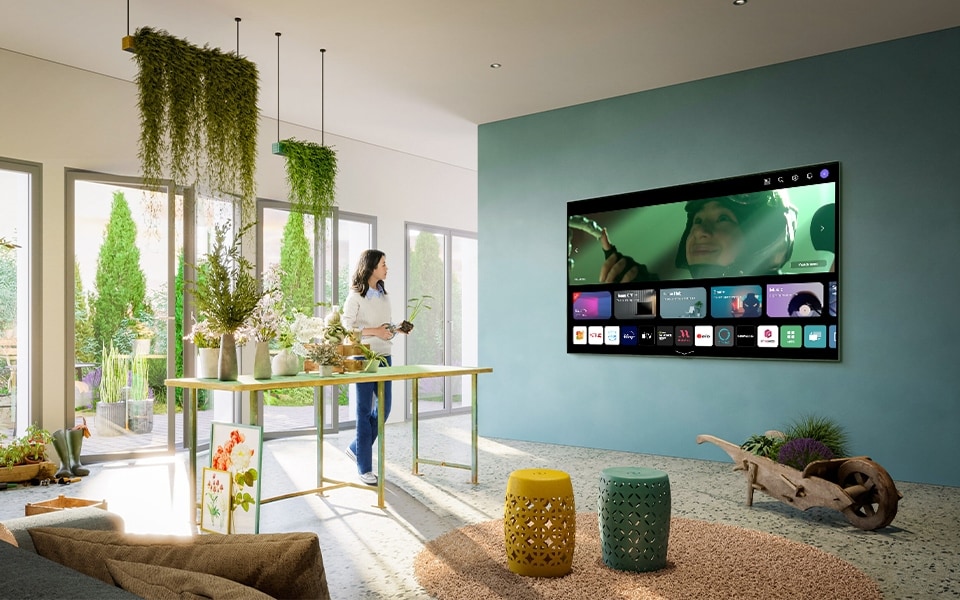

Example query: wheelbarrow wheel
[838,458,899,530]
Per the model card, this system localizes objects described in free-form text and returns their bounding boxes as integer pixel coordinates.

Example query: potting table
[165,364,492,529]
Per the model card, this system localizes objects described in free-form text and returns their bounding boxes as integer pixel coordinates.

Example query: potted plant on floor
[0,424,56,482]
[96,343,128,436]
[126,353,153,434]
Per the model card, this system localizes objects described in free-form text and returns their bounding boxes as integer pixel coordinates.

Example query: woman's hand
[370,324,395,340]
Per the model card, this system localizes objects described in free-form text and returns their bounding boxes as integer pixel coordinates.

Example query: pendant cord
[320,48,326,147]
[235,17,241,55]
[276,32,282,143]
[126,0,130,36]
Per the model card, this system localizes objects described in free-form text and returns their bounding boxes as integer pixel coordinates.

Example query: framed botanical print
[200,467,232,534]
[210,422,263,534]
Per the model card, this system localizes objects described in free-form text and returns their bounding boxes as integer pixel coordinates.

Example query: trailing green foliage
[784,413,849,459]
[279,138,338,224]
[132,27,259,215]
[92,191,146,354]
[189,221,262,334]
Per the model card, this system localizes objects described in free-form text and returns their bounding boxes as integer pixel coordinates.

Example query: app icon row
[572,282,837,320]
[572,324,837,349]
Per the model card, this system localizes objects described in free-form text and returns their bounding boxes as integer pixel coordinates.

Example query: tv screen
[567,161,839,360]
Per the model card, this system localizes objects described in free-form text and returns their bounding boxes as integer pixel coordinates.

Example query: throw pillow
[105,559,273,600]
[28,528,329,600]
[0,523,17,547]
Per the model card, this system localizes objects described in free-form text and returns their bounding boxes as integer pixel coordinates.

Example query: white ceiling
[3,1,959,170]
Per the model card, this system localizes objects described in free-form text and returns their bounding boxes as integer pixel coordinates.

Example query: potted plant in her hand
[396,295,434,333]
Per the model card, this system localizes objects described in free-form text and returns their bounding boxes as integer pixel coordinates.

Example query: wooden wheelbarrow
[697,434,902,530]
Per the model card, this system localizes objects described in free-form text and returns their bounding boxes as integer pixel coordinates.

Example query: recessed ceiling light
[733,0,747,5]
[490,63,502,69]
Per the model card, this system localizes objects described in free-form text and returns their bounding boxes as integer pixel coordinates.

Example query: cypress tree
[279,211,315,315]
[92,191,147,353]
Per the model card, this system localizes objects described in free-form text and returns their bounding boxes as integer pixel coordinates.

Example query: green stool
[598,466,671,572]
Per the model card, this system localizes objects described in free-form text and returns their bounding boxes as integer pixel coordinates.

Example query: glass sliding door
[405,224,477,417]
[0,159,40,439]
[68,172,178,458]
[258,201,319,437]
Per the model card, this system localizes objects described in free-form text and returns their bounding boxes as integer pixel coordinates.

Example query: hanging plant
[130,26,259,215]
[276,138,338,224]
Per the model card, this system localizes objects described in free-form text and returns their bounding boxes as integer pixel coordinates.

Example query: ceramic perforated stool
[503,468,576,577]
[598,466,671,572]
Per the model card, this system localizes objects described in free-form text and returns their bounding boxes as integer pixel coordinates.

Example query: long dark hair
[351,249,387,297]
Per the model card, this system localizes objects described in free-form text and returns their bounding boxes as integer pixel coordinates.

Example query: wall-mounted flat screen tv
[567,161,839,360]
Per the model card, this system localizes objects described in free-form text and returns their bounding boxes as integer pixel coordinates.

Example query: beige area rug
[414,513,882,600]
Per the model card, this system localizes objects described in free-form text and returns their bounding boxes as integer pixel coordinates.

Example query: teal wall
[477,27,960,486]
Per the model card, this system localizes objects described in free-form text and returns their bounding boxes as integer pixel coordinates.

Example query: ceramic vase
[218,332,238,381]
[319,364,335,377]
[271,347,300,376]
[253,341,272,380]
[197,347,219,379]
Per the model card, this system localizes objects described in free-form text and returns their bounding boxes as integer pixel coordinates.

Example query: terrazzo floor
[1,413,957,599]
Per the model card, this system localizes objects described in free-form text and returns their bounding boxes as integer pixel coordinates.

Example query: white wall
[0,48,477,429]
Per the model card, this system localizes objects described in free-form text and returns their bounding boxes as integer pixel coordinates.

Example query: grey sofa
[1,506,139,599]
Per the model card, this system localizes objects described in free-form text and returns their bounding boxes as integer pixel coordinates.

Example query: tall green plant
[92,191,146,353]
[278,138,338,225]
[0,246,16,332]
[130,354,149,400]
[99,344,128,404]
[280,211,315,316]
[132,27,259,215]
[189,221,262,334]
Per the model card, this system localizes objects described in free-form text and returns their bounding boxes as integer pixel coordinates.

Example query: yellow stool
[503,468,576,577]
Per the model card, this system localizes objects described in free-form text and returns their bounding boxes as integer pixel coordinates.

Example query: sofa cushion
[3,505,125,552]
[0,539,140,599]
[105,559,274,600]
[29,528,329,600]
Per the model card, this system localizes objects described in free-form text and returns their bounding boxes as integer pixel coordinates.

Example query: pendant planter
[197,347,220,379]
[219,332,239,382]
[272,348,300,376]
[253,341,272,380]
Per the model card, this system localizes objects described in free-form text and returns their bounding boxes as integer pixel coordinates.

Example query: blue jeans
[350,355,392,474]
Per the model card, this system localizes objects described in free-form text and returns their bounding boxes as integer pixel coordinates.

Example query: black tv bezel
[567,161,839,361]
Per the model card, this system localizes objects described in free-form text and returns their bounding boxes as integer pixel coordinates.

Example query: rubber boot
[51,429,74,479]
[67,428,90,476]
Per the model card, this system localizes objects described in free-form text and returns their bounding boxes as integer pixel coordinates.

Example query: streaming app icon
[656,326,674,346]
[694,326,713,347]
[588,326,604,345]
[804,325,827,348]
[757,325,779,348]
[637,326,655,346]
[572,326,587,345]
[604,326,620,345]
[736,326,756,347]
[714,325,734,347]
[829,325,837,349]
[675,326,693,346]
[780,325,802,348]
[621,326,639,346]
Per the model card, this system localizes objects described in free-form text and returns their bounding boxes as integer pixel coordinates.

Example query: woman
[340,249,408,485]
